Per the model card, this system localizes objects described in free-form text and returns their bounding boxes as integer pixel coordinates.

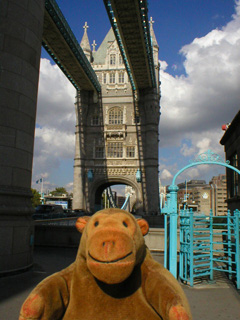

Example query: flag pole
[41,178,44,204]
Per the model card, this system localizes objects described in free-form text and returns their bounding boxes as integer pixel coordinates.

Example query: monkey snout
[102,240,115,248]
[102,240,115,257]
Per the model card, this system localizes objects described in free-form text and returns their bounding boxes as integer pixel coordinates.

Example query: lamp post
[168,184,179,278]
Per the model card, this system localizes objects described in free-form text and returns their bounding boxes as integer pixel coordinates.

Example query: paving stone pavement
[0,248,239,319]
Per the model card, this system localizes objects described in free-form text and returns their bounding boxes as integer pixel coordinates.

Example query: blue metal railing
[162,150,240,279]
[179,209,240,289]
[179,209,212,287]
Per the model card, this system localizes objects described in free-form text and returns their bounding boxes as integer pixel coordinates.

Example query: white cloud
[65,182,74,193]
[180,143,196,157]
[160,169,173,181]
[34,127,75,158]
[36,59,76,133]
[160,1,240,145]
[32,59,76,188]
[159,1,240,183]
[160,60,168,71]
[196,138,211,155]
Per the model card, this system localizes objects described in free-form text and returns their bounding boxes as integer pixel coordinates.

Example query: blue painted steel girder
[44,0,101,93]
[164,150,240,279]
[103,0,156,91]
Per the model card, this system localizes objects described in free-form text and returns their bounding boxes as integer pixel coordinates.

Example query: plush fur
[19,208,192,320]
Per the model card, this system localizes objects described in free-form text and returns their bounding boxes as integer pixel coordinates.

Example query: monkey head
[75,208,149,284]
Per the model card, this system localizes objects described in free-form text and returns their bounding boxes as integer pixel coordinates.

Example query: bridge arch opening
[90,178,142,214]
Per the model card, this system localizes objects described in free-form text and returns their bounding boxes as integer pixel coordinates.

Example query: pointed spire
[92,40,97,52]
[80,22,91,52]
[149,17,158,48]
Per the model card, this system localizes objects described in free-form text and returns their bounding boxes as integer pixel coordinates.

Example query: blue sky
[34,0,240,194]
[42,0,236,76]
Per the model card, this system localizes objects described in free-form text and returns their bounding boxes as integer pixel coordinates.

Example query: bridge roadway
[43,0,156,93]
[104,0,156,90]
[43,0,101,92]
[0,246,239,319]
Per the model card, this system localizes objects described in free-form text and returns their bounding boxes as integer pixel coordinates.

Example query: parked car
[73,209,87,217]
[33,204,65,219]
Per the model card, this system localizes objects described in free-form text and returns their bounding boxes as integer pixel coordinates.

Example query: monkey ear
[76,216,90,233]
[137,219,149,236]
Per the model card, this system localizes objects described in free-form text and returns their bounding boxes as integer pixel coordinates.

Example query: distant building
[220,111,240,212]
[177,180,207,212]
[191,186,211,214]
[117,196,126,208]
[209,174,227,216]
[176,177,227,215]
[44,193,72,210]
[177,180,207,190]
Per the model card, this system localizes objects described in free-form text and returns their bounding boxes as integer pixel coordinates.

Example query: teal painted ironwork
[137,0,156,88]
[179,208,240,289]
[107,187,117,208]
[179,209,212,286]
[121,194,130,211]
[162,194,170,269]
[87,169,94,182]
[106,188,130,211]
[162,149,240,279]
[103,0,136,91]
[172,149,240,185]
[209,209,213,281]
[44,0,101,93]
[103,0,156,90]
[235,210,240,289]
[136,169,142,183]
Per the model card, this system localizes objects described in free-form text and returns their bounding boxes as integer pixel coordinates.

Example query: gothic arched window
[119,54,123,65]
[109,72,115,84]
[118,72,124,83]
[110,54,116,65]
[109,107,123,125]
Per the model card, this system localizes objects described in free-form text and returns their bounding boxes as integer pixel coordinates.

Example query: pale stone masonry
[0,0,45,273]
[73,23,160,214]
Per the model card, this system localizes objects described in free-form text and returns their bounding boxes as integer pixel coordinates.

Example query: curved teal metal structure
[121,194,130,211]
[163,150,240,278]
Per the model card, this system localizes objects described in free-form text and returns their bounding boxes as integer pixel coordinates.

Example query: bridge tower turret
[80,22,92,62]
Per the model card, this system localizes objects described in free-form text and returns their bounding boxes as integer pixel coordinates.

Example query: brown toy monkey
[19,208,192,320]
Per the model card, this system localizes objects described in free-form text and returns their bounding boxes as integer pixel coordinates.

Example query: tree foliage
[31,188,41,208]
[50,187,68,195]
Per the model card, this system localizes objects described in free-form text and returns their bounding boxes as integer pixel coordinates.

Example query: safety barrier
[179,208,240,288]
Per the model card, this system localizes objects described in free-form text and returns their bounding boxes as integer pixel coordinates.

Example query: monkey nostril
[102,241,115,248]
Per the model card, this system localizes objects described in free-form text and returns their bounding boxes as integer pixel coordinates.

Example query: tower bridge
[73,22,160,214]
[0,0,160,273]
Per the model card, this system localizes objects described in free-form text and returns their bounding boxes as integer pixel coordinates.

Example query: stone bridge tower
[73,21,160,214]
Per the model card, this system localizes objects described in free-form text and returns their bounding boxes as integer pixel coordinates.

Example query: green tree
[50,187,68,196]
[31,188,41,208]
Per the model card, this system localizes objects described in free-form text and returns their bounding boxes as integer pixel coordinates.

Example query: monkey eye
[94,221,99,227]
[122,221,128,228]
